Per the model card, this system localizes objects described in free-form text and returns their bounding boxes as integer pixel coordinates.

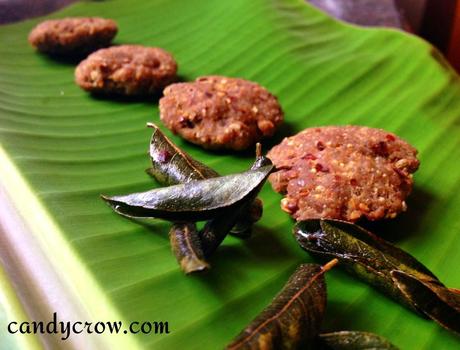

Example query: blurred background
[1,0,459,71]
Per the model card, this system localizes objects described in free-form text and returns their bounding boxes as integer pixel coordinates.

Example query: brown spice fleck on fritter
[28,17,117,55]
[267,126,419,222]
[159,76,284,150]
[75,45,178,96]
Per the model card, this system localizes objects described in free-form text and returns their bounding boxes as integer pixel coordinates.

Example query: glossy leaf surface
[147,123,219,186]
[294,219,460,334]
[147,124,263,237]
[102,165,273,221]
[294,220,438,309]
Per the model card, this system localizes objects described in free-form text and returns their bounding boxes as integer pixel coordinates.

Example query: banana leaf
[0,263,42,350]
[0,0,459,349]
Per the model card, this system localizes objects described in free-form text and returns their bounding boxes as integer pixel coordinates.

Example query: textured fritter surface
[28,17,117,55]
[267,126,419,222]
[159,76,283,150]
[75,45,178,96]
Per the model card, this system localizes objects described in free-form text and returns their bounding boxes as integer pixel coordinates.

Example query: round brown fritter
[75,45,178,96]
[159,76,284,150]
[267,126,419,222]
[28,17,117,55]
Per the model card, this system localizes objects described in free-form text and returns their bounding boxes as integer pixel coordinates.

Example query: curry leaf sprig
[146,123,264,237]
[102,124,272,274]
[294,219,460,335]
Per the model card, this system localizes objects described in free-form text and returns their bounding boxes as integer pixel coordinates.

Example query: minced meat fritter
[75,45,178,96]
[267,126,419,222]
[159,76,283,150]
[28,17,117,55]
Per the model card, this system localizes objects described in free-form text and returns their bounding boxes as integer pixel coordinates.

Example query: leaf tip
[100,194,118,207]
[182,259,210,275]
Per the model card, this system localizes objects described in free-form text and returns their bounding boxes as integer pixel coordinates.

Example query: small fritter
[28,17,117,55]
[267,126,419,222]
[75,45,178,96]
[159,76,283,150]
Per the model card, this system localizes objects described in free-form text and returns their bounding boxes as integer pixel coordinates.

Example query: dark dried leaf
[201,192,259,256]
[147,124,217,272]
[169,223,209,274]
[200,158,269,256]
[317,331,399,350]
[102,165,273,221]
[146,123,218,185]
[224,151,271,238]
[294,219,460,335]
[146,123,262,236]
[226,260,337,350]
[143,125,270,269]
[226,197,263,239]
[392,270,460,335]
[294,219,440,312]
[297,220,436,278]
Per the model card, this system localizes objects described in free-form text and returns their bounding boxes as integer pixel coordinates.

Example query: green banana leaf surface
[0,0,459,349]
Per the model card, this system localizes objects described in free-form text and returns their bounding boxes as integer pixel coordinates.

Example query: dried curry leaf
[102,165,273,222]
[141,125,270,271]
[317,331,399,350]
[225,150,271,238]
[147,123,216,272]
[294,219,440,312]
[294,219,460,335]
[226,197,263,239]
[200,191,259,256]
[200,158,270,256]
[226,260,337,350]
[392,270,460,335]
[146,123,218,185]
[146,123,262,237]
[169,223,209,274]
[298,219,436,278]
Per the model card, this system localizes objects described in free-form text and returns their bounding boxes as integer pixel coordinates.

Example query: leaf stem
[322,258,339,272]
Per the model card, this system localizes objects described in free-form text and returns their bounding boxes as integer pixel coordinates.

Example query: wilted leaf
[147,123,263,237]
[224,197,263,239]
[392,270,460,335]
[201,156,271,255]
[317,331,399,350]
[294,219,460,335]
[226,260,337,350]
[169,223,209,274]
[201,192,258,256]
[102,164,273,221]
[294,219,440,312]
[145,126,270,269]
[146,122,219,186]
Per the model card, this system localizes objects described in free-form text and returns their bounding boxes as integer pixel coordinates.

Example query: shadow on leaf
[359,186,436,243]
[194,225,295,295]
[181,119,297,160]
